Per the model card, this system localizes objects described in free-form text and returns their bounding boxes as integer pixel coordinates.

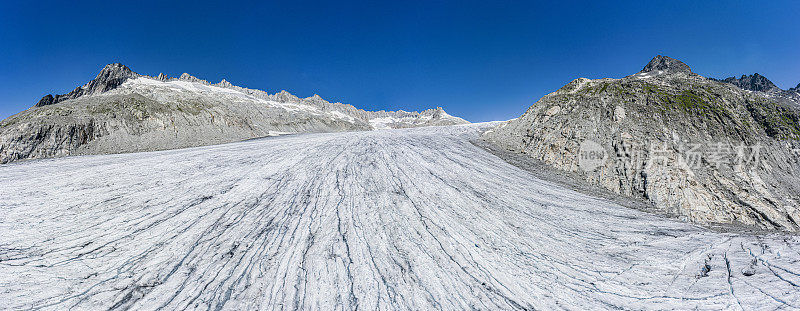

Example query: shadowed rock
[639,55,692,74]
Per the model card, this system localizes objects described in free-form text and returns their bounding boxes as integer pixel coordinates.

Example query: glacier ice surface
[0,123,798,310]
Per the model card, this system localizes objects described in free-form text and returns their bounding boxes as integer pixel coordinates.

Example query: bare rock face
[1,64,468,164]
[483,55,800,231]
[640,55,692,74]
[713,73,779,93]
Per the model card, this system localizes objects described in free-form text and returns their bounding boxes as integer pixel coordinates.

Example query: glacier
[0,123,798,310]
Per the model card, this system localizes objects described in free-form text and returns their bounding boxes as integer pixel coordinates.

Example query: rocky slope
[0,64,467,164]
[483,55,800,231]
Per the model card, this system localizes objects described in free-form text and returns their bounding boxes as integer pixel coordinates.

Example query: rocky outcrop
[1,64,468,164]
[483,56,800,231]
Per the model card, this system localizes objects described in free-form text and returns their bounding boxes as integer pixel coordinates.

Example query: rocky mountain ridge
[33,64,464,125]
[483,55,800,231]
[0,64,467,164]
[712,73,779,93]
[712,72,800,109]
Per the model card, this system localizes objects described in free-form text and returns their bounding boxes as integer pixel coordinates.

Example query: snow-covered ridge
[120,77,343,121]
[108,66,468,130]
[122,73,469,128]
[32,63,469,131]
[0,64,468,163]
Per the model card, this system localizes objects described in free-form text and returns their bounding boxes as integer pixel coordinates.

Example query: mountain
[640,55,691,74]
[711,73,779,92]
[713,73,800,110]
[483,55,800,231]
[0,64,467,164]
[34,64,142,107]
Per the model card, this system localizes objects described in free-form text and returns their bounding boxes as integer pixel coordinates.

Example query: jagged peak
[34,63,141,108]
[91,63,140,89]
[215,79,233,88]
[430,106,446,114]
[97,63,137,77]
[180,73,199,81]
[304,94,328,104]
[639,55,692,74]
[36,94,55,107]
[273,90,299,103]
[420,107,447,117]
[714,73,779,92]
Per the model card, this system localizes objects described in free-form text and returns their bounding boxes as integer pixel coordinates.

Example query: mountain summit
[639,55,692,74]
[35,63,140,107]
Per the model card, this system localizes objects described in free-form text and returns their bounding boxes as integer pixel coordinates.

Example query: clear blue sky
[1,0,798,122]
